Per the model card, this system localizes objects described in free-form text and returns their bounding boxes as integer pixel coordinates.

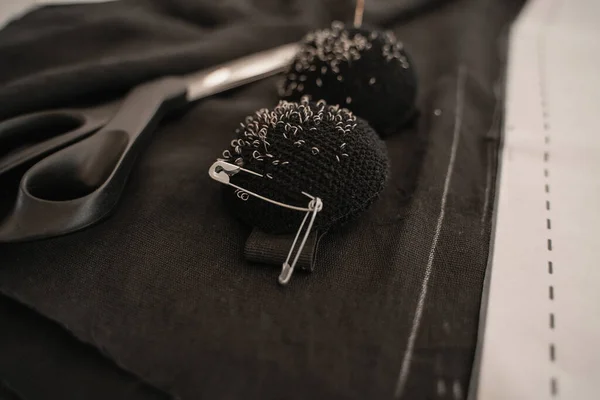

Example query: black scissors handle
[0,102,119,177]
[0,77,188,242]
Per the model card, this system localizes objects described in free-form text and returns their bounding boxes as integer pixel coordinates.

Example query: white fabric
[476,0,600,399]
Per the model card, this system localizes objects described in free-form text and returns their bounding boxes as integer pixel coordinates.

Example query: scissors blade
[183,43,299,101]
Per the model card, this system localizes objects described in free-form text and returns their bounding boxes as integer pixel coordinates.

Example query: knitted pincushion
[220,97,389,234]
[279,21,417,137]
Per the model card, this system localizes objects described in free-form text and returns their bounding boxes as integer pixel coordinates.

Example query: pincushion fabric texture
[221,98,389,234]
[281,22,418,137]
[0,0,525,399]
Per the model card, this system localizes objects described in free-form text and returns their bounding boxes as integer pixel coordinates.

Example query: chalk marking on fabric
[394,65,466,398]
[437,379,446,396]
[452,380,463,399]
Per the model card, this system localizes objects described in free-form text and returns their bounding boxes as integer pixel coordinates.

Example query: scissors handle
[0,77,188,242]
[0,104,116,177]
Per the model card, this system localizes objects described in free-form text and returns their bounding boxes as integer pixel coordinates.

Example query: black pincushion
[220,97,389,235]
[279,21,418,137]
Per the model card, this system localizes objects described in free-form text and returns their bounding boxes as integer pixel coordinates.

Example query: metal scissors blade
[185,43,299,101]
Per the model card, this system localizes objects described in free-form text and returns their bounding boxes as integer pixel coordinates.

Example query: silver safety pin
[208,160,323,285]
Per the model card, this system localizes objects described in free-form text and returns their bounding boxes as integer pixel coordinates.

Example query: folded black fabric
[0,0,524,398]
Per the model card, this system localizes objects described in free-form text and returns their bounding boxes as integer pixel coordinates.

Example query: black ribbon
[244,228,322,271]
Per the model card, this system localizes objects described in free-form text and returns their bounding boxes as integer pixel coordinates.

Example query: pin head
[279,22,418,137]
[218,97,389,235]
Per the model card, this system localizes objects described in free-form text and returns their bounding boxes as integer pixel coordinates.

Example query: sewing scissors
[0,43,299,243]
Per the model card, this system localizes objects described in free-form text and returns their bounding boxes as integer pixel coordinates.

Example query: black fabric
[0,296,168,400]
[221,99,388,234]
[0,0,524,399]
[282,23,418,136]
[0,379,22,400]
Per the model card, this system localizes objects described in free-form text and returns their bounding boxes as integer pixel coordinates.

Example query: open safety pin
[209,160,323,285]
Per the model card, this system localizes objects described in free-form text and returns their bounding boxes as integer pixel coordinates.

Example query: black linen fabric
[0,296,168,400]
[0,0,524,399]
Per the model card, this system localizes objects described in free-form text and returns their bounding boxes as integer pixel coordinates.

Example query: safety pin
[209,160,323,285]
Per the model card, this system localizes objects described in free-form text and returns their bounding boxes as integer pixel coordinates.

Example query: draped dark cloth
[0,0,524,398]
